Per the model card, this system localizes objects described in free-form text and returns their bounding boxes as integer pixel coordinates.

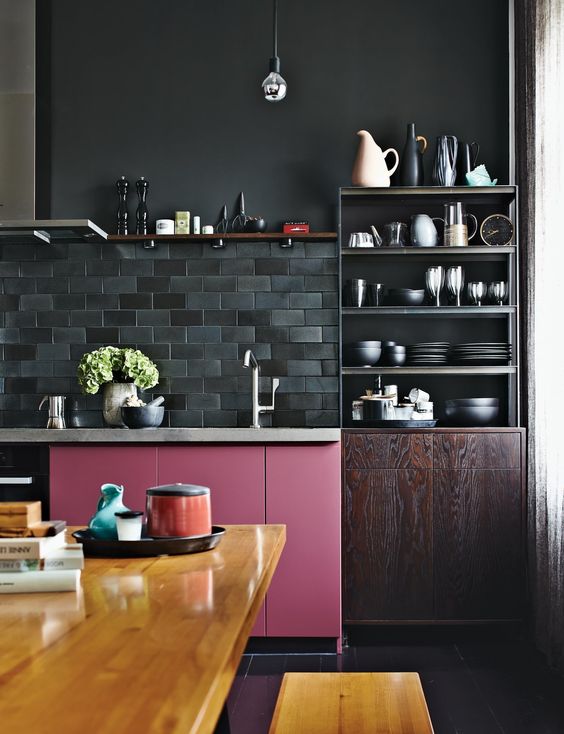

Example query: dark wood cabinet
[343,429,526,624]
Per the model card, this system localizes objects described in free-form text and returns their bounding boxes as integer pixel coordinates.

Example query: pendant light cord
[273,0,278,58]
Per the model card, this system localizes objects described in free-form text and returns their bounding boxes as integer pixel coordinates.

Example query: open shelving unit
[339,186,520,428]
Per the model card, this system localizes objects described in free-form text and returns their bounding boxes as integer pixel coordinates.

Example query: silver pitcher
[39,395,66,429]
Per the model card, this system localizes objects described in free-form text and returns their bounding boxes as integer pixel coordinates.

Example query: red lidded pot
[146,483,211,538]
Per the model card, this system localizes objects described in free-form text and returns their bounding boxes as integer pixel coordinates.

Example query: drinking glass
[446,266,465,306]
[368,283,384,306]
[425,266,445,307]
[467,281,486,306]
[346,278,367,307]
[488,281,508,305]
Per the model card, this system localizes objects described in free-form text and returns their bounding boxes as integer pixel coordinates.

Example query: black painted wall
[40,0,510,231]
[0,1,510,428]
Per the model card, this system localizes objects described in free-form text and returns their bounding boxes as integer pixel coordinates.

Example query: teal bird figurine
[88,483,130,539]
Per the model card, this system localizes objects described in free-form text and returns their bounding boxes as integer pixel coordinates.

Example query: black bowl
[381,351,407,367]
[383,345,406,353]
[445,398,500,408]
[444,405,499,426]
[244,218,268,233]
[343,346,382,366]
[350,340,382,348]
[385,290,426,306]
[121,406,165,429]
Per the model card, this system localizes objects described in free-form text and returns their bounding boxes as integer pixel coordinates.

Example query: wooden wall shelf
[108,232,337,243]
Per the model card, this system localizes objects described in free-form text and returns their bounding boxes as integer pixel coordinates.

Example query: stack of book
[0,501,83,594]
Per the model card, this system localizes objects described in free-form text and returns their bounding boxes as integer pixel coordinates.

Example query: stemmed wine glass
[488,281,508,306]
[467,281,486,306]
[446,266,465,307]
[425,266,445,307]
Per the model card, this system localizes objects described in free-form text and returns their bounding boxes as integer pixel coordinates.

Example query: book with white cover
[0,544,84,572]
[0,569,81,593]
[0,531,67,560]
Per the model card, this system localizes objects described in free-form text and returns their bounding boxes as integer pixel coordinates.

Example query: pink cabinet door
[157,446,265,524]
[265,443,341,639]
[50,446,158,524]
[157,445,266,635]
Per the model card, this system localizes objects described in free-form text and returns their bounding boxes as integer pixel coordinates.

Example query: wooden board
[269,672,434,734]
[0,500,42,528]
[0,524,285,734]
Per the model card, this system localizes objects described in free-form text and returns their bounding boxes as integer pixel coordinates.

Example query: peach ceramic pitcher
[352,130,399,187]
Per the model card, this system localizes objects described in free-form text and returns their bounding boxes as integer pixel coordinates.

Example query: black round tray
[72,526,226,558]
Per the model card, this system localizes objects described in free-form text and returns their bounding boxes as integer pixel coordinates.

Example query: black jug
[399,123,427,186]
[457,141,480,184]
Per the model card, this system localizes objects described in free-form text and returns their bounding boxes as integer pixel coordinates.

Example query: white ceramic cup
[156,219,175,235]
[115,511,143,541]
[202,225,214,234]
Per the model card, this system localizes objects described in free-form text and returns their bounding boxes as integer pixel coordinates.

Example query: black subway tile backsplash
[0,239,338,428]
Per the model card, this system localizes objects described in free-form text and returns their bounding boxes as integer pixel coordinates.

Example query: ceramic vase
[399,123,427,186]
[102,382,137,427]
[351,130,399,187]
[88,483,130,540]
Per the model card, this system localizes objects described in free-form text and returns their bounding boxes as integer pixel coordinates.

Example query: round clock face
[480,214,514,246]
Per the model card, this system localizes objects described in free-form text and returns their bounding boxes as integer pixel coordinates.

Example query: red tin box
[283,221,310,233]
[146,483,211,538]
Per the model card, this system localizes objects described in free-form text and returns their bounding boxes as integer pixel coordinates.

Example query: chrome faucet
[242,349,279,428]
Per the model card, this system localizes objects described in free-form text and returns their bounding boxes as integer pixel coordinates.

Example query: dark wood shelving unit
[339,185,520,427]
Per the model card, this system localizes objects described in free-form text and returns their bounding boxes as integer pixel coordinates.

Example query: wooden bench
[269,672,434,734]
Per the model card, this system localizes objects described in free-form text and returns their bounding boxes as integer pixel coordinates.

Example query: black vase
[399,123,427,186]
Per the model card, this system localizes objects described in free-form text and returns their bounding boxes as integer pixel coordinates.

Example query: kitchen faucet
[242,349,279,428]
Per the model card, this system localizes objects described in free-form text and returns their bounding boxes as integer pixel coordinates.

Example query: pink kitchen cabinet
[265,443,341,641]
[157,445,266,635]
[50,446,158,524]
[156,446,265,524]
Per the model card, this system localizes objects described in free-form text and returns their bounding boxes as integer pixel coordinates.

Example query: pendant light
[262,0,287,102]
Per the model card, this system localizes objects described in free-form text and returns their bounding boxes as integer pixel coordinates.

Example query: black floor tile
[226,640,564,734]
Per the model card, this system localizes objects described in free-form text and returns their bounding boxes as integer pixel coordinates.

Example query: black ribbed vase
[399,123,427,187]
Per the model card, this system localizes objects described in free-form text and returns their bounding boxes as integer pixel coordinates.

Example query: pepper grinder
[136,176,149,235]
[116,176,129,234]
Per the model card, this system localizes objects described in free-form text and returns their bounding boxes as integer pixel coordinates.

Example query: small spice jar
[146,483,212,538]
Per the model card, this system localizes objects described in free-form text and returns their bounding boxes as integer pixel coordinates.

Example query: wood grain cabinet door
[344,467,434,622]
[433,432,524,620]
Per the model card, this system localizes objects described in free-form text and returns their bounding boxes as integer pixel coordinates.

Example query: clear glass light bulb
[262,57,287,102]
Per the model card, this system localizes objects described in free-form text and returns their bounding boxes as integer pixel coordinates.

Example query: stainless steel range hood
[0,219,108,244]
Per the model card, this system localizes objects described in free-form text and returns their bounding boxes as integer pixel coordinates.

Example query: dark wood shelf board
[107,232,337,242]
[342,306,516,316]
[340,185,517,197]
[341,245,516,256]
[342,366,517,375]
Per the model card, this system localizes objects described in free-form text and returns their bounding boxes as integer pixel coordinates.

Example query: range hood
[0,219,108,244]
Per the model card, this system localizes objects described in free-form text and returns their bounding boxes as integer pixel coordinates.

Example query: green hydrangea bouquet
[77,346,159,395]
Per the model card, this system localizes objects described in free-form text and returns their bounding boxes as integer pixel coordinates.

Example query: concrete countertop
[0,427,341,443]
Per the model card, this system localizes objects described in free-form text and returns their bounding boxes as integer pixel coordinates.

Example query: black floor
[227,632,564,733]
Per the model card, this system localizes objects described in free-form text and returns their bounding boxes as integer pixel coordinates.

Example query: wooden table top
[0,524,285,734]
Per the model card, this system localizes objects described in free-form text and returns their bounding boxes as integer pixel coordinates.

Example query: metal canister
[352,400,363,421]
[383,385,398,406]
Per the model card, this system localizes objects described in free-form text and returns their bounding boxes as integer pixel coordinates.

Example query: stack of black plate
[406,342,450,365]
[449,342,512,365]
